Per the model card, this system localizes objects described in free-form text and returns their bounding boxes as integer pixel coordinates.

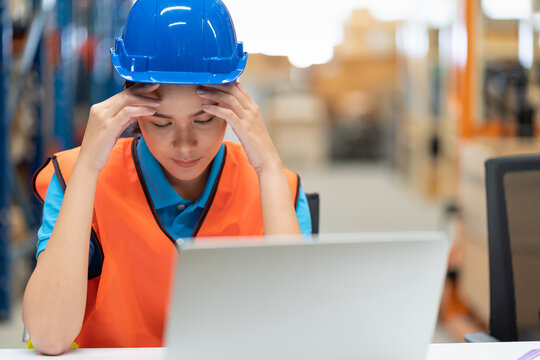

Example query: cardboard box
[267,92,329,167]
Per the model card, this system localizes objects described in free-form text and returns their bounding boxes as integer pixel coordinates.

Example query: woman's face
[137,84,226,182]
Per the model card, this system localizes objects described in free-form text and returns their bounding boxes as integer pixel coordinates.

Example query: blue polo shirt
[36,137,312,270]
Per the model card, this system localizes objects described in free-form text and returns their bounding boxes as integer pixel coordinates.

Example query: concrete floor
[0,162,458,348]
[0,301,24,349]
[297,163,445,233]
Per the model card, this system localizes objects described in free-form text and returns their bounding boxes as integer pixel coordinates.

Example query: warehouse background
[2,0,540,347]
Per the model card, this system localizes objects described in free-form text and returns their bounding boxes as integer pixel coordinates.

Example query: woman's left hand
[197,82,281,175]
[199,82,301,235]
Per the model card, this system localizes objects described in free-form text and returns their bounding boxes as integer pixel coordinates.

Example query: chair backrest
[485,155,540,341]
[305,193,320,234]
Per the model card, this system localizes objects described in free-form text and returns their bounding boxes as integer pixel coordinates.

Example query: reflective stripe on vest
[32,137,300,347]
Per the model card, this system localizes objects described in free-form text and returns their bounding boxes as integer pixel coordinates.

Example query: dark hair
[124,80,136,89]
[124,80,141,136]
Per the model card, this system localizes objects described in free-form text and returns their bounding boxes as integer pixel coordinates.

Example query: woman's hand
[197,82,281,175]
[198,81,301,235]
[77,83,161,172]
[22,85,162,355]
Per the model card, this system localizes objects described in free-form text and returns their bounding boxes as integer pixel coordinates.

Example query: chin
[176,174,202,181]
[165,163,206,182]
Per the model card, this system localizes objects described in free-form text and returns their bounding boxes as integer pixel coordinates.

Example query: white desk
[426,342,540,359]
[0,347,165,359]
[0,342,539,359]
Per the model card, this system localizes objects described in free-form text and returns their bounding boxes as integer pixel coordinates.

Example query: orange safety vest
[32,137,300,348]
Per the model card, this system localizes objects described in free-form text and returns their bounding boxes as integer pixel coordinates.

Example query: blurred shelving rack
[0,0,127,321]
[437,0,540,341]
[1,0,14,321]
[0,0,55,322]
[391,0,540,340]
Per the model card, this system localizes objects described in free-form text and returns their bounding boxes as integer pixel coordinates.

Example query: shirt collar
[137,137,225,210]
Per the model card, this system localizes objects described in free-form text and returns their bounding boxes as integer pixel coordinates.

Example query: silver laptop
[165,232,449,360]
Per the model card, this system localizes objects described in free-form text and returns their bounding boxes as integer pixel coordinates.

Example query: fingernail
[196,88,204,94]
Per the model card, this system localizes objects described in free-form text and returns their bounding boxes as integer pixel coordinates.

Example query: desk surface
[1,342,539,359]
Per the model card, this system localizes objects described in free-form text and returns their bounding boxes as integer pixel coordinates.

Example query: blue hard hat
[110,0,248,84]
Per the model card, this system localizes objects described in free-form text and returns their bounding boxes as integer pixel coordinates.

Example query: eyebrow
[151,112,173,119]
[151,109,207,119]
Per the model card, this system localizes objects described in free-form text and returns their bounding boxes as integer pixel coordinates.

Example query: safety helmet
[110,0,248,84]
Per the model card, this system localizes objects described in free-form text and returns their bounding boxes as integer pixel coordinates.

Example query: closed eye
[151,122,172,128]
[194,117,215,126]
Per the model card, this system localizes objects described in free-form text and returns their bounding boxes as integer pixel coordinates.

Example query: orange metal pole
[461,0,477,139]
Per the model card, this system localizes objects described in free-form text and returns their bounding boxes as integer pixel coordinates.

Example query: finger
[197,88,245,118]
[201,104,240,126]
[232,82,259,113]
[123,93,161,107]
[107,93,161,118]
[97,87,161,118]
[126,82,160,96]
[123,83,161,103]
[235,82,251,102]
[200,83,250,109]
[204,82,248,103]
[112,106,157,129]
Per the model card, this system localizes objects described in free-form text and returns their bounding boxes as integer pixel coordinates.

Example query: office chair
[465,154,540,342]
[306,193,320,234]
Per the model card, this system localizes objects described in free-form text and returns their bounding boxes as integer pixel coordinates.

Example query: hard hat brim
[110,50,248,85]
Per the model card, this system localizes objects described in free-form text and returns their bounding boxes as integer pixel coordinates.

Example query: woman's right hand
[22,84,160,355]
[77,83,161,171]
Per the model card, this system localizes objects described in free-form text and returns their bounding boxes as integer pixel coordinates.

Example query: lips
[172,157,201,168]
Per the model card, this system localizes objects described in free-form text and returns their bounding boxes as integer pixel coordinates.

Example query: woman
[23,0,311,355]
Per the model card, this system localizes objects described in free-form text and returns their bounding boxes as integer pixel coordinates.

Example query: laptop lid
[165,232,449,360]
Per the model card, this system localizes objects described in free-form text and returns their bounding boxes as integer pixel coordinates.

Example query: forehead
[154,84,198,100]
[152,84,204,116]
[149,84,218,119]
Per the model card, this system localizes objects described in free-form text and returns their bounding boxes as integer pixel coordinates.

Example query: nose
[172,123,197,154]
